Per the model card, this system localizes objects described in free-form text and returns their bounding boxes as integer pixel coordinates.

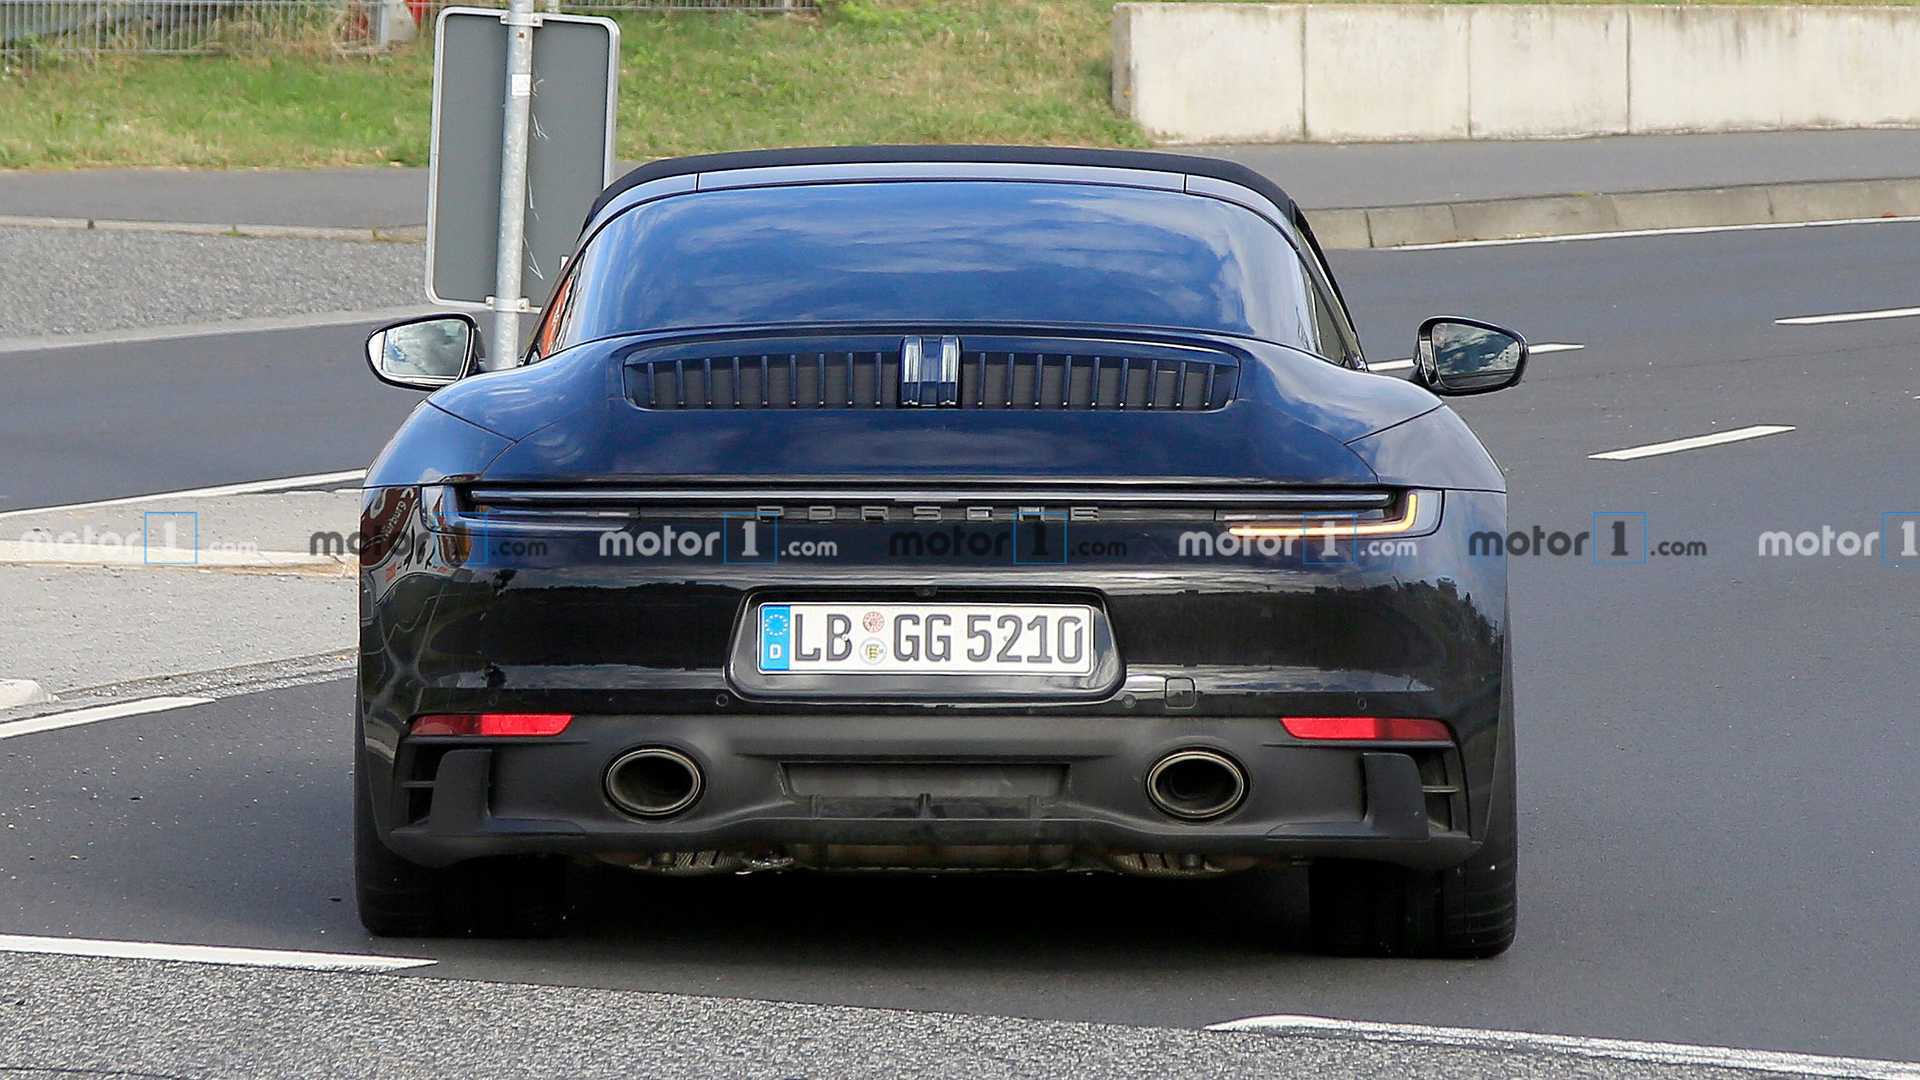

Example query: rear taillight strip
[464,486,1395,509]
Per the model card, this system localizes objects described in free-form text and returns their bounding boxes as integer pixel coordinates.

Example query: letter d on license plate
[756,603,1094,675]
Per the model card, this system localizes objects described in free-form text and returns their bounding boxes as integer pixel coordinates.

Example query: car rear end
[356,335,1510,881]
[354,160,1516,953]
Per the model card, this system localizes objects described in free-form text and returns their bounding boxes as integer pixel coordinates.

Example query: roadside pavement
[5,129,1919,248]
[0,489,359,710]
[0,225,422,340]
[0,165,426,232]
[1214,129,1920,208]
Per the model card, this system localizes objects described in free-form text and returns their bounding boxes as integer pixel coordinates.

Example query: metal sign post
[426,7,619,366]
[490,0,538,360]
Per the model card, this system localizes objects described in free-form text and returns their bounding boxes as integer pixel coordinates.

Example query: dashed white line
[0,934,434,973]
[1776,305,1920,326]
[1371,342,1582,372]
[1393,213,1920,251]
[1589,424,1794,461]
[0,696,213,740]
[0,470,366,520]
[1207,1015,1920,1080]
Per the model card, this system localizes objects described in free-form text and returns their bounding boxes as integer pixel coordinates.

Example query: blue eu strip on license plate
[759,604,792,671]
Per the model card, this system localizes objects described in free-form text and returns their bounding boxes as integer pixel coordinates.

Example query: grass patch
[0,0,1141,170]
[619,0,1142,158]
[0,50,435,168]
[5,0,1913,169]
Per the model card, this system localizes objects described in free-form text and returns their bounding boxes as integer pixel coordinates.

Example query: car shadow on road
[432,863,1322,986]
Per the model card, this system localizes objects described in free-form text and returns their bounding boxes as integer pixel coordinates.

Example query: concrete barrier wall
[1112,3,1920,142]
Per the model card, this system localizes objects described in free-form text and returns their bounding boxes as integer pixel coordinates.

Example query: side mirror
[366,314,480,390]
[1413,317,1528,396]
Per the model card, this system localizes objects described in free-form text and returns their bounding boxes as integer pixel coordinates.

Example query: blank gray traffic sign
[427,7,618,312]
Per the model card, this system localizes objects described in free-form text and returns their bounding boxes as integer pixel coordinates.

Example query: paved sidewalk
[5,130,1919,226]
[1213,129,1920,209]
[0,225,421,339]
[0,489,358,701]
[0,165,429,230]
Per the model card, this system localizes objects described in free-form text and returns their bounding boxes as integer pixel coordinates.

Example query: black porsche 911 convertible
[355,146,1525,956]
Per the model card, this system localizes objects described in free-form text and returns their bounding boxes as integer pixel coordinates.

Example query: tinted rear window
[560,181,1315,345]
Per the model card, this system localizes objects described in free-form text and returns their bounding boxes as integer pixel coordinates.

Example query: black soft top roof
[584,144,1303,228]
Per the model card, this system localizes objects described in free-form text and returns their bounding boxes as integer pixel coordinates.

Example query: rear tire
[354,739,573,938]
[1307,727,1518,958]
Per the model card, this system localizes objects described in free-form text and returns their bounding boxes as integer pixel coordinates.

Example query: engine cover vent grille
[625,334,1240,412]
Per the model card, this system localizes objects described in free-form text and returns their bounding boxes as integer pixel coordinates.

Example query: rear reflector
[1282,716,1452,743]
[411,713,574,737]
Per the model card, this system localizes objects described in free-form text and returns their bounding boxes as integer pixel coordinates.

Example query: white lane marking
[0,470,365,520]
[1776,305,1920,326]
[1371,342,1581,372]
[1589,424,1794,461]
[1207,1015,1920,1080]
[1393,214,1920,251]
[0,305,446,356]
[0,696,212,740]
[0,934,434,973]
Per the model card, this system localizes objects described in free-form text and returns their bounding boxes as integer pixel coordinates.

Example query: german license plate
[757,603,1095,675]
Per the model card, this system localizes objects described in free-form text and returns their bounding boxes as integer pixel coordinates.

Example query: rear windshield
[557,180,1316,346]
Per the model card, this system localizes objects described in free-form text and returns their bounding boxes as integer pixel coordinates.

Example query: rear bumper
[357,486,1513,872]
[374,713,1490,870]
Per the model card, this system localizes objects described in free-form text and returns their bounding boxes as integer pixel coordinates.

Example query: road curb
[0,679,54,710]
[0,213,424,245]
[0,652,353,726]
[1312,176,1920,249]
[0,539,352,574]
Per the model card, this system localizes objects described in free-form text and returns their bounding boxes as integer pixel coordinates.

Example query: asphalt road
[0,953,1789,1080]
[3,219,1918,1074]
[0,318,424,512]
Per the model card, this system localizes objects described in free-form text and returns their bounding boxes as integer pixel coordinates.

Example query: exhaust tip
[605,747,704,818]
[1146,749,1246,821]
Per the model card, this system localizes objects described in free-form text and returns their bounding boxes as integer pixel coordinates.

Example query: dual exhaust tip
[605,747,703,818]
[1146,749,1247,821]
[608,745,1245,822]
